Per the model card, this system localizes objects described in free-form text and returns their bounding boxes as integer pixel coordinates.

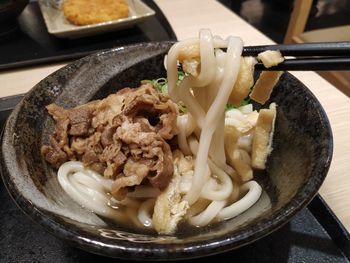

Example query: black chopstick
[243,42,350,57]
[254,57,350,71]
[240,42,350,71]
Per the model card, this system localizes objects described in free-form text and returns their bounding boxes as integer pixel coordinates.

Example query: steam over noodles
[42,29,282,234]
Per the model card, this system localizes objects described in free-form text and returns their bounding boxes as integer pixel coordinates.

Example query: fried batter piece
[62,0,129,26]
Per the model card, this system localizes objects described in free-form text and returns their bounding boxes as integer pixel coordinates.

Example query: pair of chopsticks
[242,42,350,71]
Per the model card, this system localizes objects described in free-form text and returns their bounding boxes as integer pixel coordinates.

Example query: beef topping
[41,84,178,199]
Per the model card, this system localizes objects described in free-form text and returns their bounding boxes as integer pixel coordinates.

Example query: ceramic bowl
[0,42,333,260]
[0,0,28,22]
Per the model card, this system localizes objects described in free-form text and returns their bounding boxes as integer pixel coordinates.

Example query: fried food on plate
[62,0,129,26]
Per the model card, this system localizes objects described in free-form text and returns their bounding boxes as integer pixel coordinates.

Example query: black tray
[0,0,176,71]
[0,95,349,262]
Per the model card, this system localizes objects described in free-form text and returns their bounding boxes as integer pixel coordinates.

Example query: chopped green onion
[178,102,187,114]
[225,98,251,111]
[141,70,184,94]
[141,78,168,94]
[225,103,236,111]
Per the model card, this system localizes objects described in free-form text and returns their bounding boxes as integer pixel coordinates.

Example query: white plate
[38,0,156,39]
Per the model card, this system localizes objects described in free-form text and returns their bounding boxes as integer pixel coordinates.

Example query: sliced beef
[115,118,174,195]
[156,112,178,140]
[100,126,117,146]
[41,84,179,199]
[147,141,173,189]
[122,85,178,140]
[111,159,149,200]
[41,138,67,168]
[68,106,94,136]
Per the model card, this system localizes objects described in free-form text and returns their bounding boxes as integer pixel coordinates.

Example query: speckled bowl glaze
[0,42,333,260]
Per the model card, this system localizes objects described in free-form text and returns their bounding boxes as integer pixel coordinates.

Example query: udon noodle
[49,29,281,234]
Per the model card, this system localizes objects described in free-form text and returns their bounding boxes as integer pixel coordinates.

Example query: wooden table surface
[1,0,350,232]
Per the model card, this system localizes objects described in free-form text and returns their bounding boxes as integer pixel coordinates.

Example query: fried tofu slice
[178,43,201,77]
[251,103,277,169]
[224,125,253,181]
[224,125,241,161]
[178,43,200,62]
[250,50,284,104]
[183,59,200,77]
[230,149,253,182]
[225,109,259,134]
[229,56,257,106]
[152,151,190,234]
[257,50,284,68]
[250,71,283,104]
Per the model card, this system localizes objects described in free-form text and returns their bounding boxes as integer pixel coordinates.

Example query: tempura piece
[251,103,277,169]
[229,57,257,106]
[62,0,129,26]
[257,50,284,68]
[250,71,283,104]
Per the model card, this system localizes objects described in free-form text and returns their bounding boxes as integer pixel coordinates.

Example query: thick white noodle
[216,181,262,220]
[178,78,206,128]
[188,200,226,227]
[184,36,243,205]
[69,173,110,204]
[167,31,227,101]
[70,171,107,193]
[207,49,226,166]
[188,29,216,87]
[126,207,145,228]
[200,160,233,201]
[167,37,198,102]
[167,30,266,227]
[138,199,155,228]
[57,161,125,221]
[177,114,196,155]
[218,162,237,179]
[188,135,199,156]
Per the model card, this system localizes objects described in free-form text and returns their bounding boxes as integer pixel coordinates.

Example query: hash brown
[62,0,129,26]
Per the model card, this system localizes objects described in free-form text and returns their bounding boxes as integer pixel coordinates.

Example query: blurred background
[219,0,350,96]
[1,0,349,96]
[219,0,350,43]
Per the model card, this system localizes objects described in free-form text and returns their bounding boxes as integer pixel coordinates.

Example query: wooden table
[1,0,350,232]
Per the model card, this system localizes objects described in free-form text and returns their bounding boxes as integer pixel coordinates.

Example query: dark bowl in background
[0,0,28,22]
[0,42,333,260]
[0,0,28,38]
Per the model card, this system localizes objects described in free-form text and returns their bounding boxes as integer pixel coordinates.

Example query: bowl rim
[0,42,333,260]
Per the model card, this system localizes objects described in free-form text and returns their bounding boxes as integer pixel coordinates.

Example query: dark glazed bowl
[0,0,28,22]
[0,0,28,38]
[0,42,333,260]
